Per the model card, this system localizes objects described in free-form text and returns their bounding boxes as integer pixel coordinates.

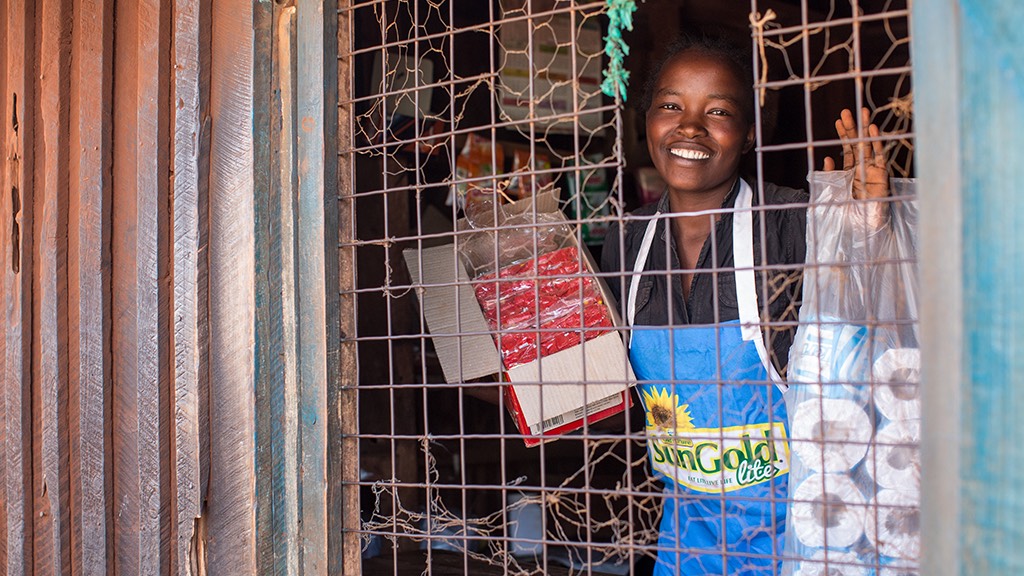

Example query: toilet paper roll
[872,349,921,421]
[792,473,867,549]
[866,421,920,491]
[791,398,873,472]
[793,550,869,576]
[865,489,920,562]
[789,322,871,396]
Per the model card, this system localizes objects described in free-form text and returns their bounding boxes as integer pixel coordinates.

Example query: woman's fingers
[869,123,886,168]
[859,107,872,130]
[829,107,890,198]
[836,107,887,169]
[841,108,857,133]
[825,107,887,175]
[839,117,854,169]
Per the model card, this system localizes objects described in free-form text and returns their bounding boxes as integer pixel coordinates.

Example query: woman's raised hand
[823,107,889,200]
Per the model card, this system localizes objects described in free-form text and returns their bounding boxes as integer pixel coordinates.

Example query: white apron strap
[733,180,786,386]
[626,213,661,345]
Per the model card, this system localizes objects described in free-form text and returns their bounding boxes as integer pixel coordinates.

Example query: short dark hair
[639,29,755,123]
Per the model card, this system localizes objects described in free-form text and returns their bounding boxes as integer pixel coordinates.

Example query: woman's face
[646,50,755,199]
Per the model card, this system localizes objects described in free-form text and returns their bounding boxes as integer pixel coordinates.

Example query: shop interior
[348,1,911,573]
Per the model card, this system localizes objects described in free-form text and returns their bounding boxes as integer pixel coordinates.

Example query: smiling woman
[645,47,758,299]
[646,51,755,208]
[337,1,917,574]
[600,28,891,576]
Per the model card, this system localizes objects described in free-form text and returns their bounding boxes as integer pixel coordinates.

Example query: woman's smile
[646,49,755,203]
[669,146,712,161]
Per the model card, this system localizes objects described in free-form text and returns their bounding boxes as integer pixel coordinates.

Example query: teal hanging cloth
[602,0,637,101]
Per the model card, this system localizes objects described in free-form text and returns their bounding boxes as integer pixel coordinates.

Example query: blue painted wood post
[295,0,338,573]
[915,2,1024,574]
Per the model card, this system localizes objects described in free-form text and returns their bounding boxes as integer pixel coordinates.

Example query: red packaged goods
[473,246,614,369]
[404,189,635,447]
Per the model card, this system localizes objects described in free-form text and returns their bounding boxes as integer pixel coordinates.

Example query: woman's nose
[676,111,707,137]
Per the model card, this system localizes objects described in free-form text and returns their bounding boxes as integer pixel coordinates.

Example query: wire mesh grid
[337,1,917,574]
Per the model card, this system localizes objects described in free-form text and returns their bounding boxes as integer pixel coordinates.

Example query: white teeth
[670,148,710,160]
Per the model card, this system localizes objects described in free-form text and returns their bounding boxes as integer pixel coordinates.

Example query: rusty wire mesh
[338,1,916,574]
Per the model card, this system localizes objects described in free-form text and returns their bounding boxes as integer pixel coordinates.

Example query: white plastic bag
[783,170,920,575]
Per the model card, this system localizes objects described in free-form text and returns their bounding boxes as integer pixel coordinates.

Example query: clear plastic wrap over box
[404,191,635,446]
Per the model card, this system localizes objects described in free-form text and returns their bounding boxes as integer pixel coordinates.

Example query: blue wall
[960,2,1024,573]
[916,2,1024,574]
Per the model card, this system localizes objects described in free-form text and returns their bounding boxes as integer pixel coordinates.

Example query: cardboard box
[403,192,635,446]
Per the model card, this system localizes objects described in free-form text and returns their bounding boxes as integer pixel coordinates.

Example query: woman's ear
[742,123,756,153]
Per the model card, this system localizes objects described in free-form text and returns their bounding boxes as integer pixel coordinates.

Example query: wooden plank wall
[3,1,34,574]
[0,1,336,574]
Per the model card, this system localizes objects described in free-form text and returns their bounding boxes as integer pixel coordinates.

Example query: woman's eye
[658,103,679,110]
[709,109,730,116]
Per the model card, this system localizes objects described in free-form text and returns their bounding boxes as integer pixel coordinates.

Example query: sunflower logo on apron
[641,388,694,436]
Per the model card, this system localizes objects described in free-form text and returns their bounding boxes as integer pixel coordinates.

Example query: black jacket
[600,178,808,374]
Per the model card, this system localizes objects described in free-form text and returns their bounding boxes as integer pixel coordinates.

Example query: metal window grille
[337,0,916,574]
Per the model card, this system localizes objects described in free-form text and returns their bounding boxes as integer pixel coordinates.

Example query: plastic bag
[457,188,613,371]
[783,170,920,575]
[458,198,572,280]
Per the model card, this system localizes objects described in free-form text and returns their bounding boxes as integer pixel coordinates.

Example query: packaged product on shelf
[507,148,553,200]
[453,133,504,209]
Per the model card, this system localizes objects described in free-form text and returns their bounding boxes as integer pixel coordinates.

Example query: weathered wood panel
[33,0,73,572]
[912,2,962,575]
[110,0,143,568]
[110,0,172,571]
[254,4,301,575]
[915,1,1024,575]
[954,2,1024,574]
[137,0,172,573]
[3,1,34,573]
[296,0,332,573]
[170,0,205,572]
[67,0,113,574]
[205,0,257,572]
[0,1,338,573]
[333,2,361,574]
[0,26,6,576]
[0,0,10,570]
[274,9,300,574]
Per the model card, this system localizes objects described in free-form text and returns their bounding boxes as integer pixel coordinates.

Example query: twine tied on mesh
[883,93,914,118]
[601,0,638,101]
[749,9,778,107]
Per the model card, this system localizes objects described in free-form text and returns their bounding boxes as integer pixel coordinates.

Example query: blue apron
[628,181,790,576]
